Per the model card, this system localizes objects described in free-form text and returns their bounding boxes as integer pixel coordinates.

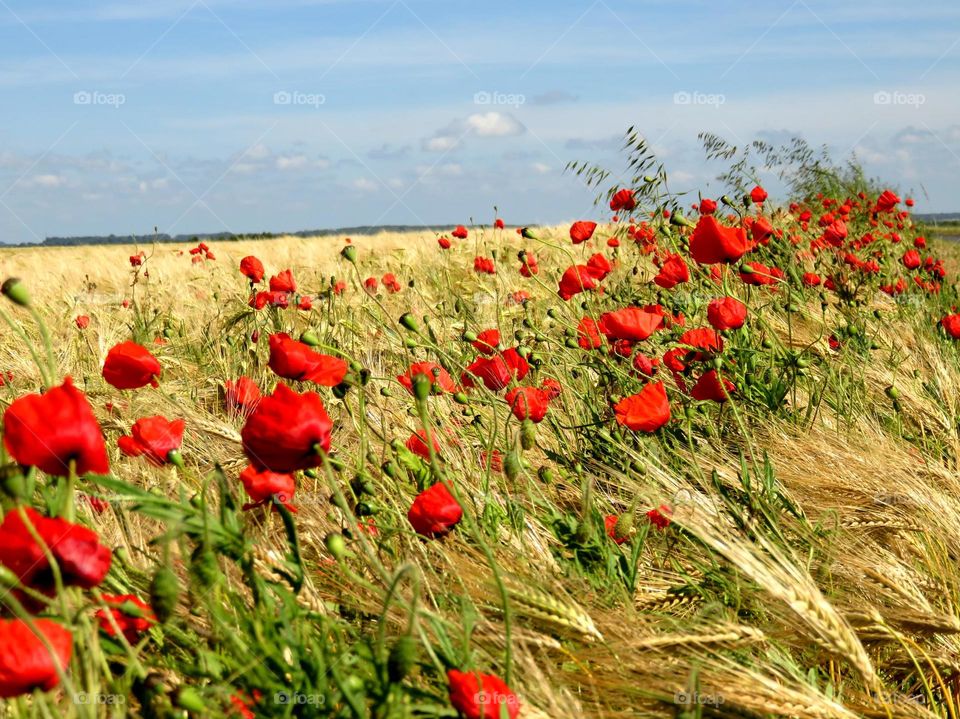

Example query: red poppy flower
[118,416,185,466]
[473,329,501,355]
[614,381,671,432]
[689,216,750,265]
[570,221,598,244]
[398,362,458,395]
[239,255,265,283]
[473,256,495,274]
[382,273,402,293]
[0,507,112,591]
[678,328,723,360]
[653,252,689,289]
[103,341,161,389]
[875,190,900,212]
[406,430,441,460]
[750,185,768,204]
[505,386,550,423]
[540,377,562,399]
[96,594,156,643]
[740,262,783,286]
[447,669,521,719]
[269,269,296,293]
[364,277,379,293]
[333,280,347,294]
[3,377,109,476]
[481,450,503,472]
[699,198,717,215]
[647,504,672,530]
[408,483,462,538]
[224,377,261,411]
[250,290,289,309]
[902,249,921,270]
[0,618,72,698]
[75,315,90,329]
[268,333,348,386]
[577,317,602,350]
[609,188,636,212]
[598,307,664,342]
[942,314,960,339]
[750,216,774,244]
[690,369,735,402]
[452,225,469,239]
[707,297,747,331]
[438,236,452,249]
[519,253,539,277]
[632,353,660,377]
[604,515,628,545]
[240,383,333,473]
[463,349,529,392]
[239,464,296,510]
[802,272,821,287]
[298,296,313,310]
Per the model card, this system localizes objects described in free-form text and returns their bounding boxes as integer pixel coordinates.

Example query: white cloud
[28,174,65,188]
[531,162,551,174]
[465,112,525,137]
[276,154,308,170]
[351,178,379,192]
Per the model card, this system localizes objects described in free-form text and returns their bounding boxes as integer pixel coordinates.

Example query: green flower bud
[520,419,536,450]
[504,450,521,481]
[300,331,321,347]
[341,245,357,263]
[520,227,538,240]
[150,565,179,623]
[325,532,347,561]
[399,313,419,332]
[1,278,30,307]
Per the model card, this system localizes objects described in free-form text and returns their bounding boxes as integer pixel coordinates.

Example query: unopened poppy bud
[613,513,635,540]
[0,564,20,588]
[403,337,417,349]
[167,449,185,468]
[300,331,321,347]
[885,385,900,400]
[504,450,521,481]
[382,460,399,479]
[517,346,530,359]
[341,246,357,263]
[546,308,559,319]
[412,374,431,402]
[325,532,347,560]
[720,195,735,207]
[175,687,206,712]
[520,419,536,450]
[538,466,554,483]
[669,211,695,228]
[150,565,179,623]
[453,392,469,405]
[1,278,30,307]
[400,313,419,332]
[162,328,173,339]
[462,330,478,342]
[333,383,349,400]
[380,386,393,397]
[520,227,538,240]
[387,635,417,682]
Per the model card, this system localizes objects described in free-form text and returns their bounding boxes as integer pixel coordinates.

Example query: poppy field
[3,147,960,718]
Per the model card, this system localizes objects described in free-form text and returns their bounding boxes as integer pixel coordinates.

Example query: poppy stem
[0,302,52,388]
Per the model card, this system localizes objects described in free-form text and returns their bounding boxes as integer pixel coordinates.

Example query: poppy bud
[150,565,179,623]
[403,337,417,349]
[538,466,554,483]
[720,195,734,207]
[1,278,30,306]
[613,513,635,541]
[546,308,559,319]
[504,450,521,481]
[462,330,478,342]
[175,687,206,712]
[382,461,399,479]
[885,385,900,400]
[742,193,753,207]
[341,246,357,263]
[520,227,538,240]
[411,373,431,402]
[325,532,347,560]
[300,331,321,347]
[669,211,695,228]
[387,635,417,682]
[400,313,419,332]
[167,449,185,469]
[453,392,469,405]
[517,346,530,359]
[520,419,536,450]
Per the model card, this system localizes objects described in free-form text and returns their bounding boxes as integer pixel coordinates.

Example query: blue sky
[1,0,959,242]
